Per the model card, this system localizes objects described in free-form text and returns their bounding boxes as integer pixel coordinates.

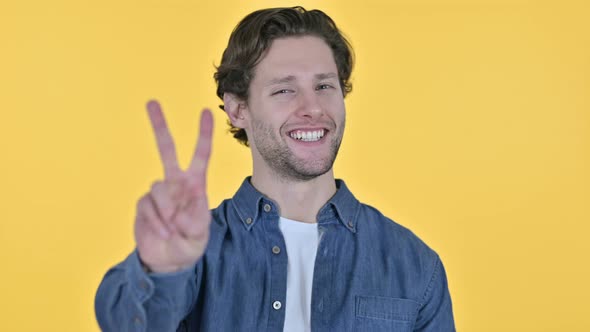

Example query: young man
[95,7,455,332]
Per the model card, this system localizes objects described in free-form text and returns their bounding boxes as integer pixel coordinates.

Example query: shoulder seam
[420,254,441,308]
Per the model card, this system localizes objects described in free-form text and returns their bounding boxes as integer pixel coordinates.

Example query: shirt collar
[231,177,360,233]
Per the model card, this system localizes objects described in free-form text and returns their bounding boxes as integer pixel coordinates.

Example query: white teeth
[290,129,325,142]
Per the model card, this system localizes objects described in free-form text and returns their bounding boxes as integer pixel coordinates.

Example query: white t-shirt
[278,217,319,332]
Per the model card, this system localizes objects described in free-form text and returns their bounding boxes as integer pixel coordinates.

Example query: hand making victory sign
[135,100,214,274]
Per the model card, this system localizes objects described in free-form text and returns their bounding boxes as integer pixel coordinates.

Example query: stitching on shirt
[230,199,246,224]
[230,198,260,230]
[355,296,419,321]
[343,202,361,233]
[420,255,441,308]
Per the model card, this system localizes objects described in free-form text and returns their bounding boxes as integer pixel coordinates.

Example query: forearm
[95,250,199,332]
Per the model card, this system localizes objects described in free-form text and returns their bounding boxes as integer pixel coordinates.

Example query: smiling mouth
[288,129,326,142]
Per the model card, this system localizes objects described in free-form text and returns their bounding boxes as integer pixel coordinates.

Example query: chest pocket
[354,296,419,332]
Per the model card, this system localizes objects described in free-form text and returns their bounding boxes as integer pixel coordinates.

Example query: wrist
[140,260,193,274]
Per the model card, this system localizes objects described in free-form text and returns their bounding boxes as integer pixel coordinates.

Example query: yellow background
[1,0,588,331]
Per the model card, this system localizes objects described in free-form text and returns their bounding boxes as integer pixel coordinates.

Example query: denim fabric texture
[95,178,455,331]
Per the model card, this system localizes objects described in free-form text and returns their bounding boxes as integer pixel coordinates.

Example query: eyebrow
[265,72,339,87]
[266,75,297,86]
[315,72,338,80]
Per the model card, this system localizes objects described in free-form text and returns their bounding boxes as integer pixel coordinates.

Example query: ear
[223,93,248,128]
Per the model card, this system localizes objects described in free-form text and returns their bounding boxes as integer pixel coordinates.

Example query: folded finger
[150,181,177,222]
[173,204,211,240]
[137,195,171,239]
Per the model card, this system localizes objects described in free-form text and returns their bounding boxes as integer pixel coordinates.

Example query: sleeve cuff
[124,249,197,304]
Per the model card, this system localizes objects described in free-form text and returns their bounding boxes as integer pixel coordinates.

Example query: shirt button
[348,220,354,228]
[273,301,282,310]
[246,217,253,225]
[140,280,149,290]
[134,316,142,325]
[264,204,271,212]
[272,246,281,254]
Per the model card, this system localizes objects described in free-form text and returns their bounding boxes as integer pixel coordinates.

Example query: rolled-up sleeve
[95,250,200,332]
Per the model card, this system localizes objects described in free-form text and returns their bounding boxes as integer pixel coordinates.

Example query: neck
[251,167,337,224]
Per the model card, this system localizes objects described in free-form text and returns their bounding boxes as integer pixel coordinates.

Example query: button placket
[262,200,287,330]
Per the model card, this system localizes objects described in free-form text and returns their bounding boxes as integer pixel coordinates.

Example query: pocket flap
[355,296,419,321]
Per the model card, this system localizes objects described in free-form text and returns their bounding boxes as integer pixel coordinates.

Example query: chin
[285,159,334,181]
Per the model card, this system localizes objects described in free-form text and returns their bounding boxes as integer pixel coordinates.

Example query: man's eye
[316,84,333,90]
[272,89,291,95]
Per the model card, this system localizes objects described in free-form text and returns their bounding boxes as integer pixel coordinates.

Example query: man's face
[243,35,346,182]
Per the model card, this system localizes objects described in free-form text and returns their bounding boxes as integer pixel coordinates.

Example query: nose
[295,90,324,120]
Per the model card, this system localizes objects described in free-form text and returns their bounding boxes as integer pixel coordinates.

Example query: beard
[249,117,344,182]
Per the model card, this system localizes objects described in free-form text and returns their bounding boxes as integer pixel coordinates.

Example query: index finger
[146,100,180,178]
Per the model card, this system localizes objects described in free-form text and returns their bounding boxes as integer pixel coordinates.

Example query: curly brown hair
[214,6,354,146]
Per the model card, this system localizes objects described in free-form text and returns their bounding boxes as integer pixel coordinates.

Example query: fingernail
[147,99,159,110]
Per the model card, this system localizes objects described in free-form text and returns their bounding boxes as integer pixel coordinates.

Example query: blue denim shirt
[95,178,455,331]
